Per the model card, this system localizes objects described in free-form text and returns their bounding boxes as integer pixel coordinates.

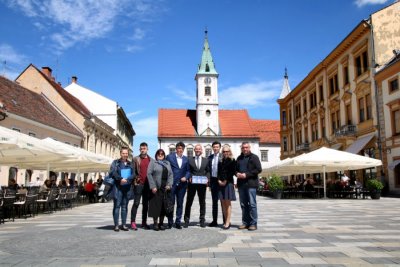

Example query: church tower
[279,68,291,99]
[195,30,220,136]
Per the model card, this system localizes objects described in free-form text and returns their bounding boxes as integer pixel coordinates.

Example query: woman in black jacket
[218,145,236,230]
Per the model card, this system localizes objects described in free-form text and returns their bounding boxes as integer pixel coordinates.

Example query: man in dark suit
[208,141,224,227]
[166,141,190,229]
[184,144,210,228]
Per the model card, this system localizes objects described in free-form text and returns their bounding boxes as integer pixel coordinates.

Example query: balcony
[296,142,310,152]
[335,125,356,137]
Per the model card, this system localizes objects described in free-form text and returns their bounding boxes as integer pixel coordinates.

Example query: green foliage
[268,174,284,192]
[366,178,384,191]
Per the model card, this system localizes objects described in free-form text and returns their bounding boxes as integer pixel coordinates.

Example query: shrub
[366,179,384,191]
[267,174,284,192]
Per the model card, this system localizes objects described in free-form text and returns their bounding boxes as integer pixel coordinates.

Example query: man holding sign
[184,144,210,228]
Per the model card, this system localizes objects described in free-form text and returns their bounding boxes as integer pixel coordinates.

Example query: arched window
[205,86,211,96]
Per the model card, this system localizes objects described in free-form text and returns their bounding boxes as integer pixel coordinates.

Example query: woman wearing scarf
[147,149,173,231]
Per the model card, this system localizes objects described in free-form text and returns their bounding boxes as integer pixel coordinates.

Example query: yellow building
[278,2,400,188]
[375,50,400,194]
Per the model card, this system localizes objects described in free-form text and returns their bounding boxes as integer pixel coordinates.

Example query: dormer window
[205,86,211,96]
[205,63,210,72]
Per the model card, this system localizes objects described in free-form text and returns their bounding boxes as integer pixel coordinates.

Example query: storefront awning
[345,133,375,154]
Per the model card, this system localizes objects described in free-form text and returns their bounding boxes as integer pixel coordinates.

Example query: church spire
[197,29,218,75]
[279,67,291,99]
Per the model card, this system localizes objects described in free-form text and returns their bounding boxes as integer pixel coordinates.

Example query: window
[261,150,268,162]
[205,148,212,157]
[303,98,307,114]
[343,65,349,85]
[393,110,400,135]
[283,137,288,152]
[390,78,399,93]
[336,110,340,130]
[311,122,318,142]
[359,98,365,122]
[296,129,302,145]
[169,147,176,154]
[329,74,339,95]
[28,132,36,137]
[282,110,287,126]
[309,91,317,109]
[321,117,326,138]
[331,112,337,134]
[295,103,301,119]
[205,86,211,96]
[12,127,20,132]
[355,50,369,77]
[366,94,372,120]
[288,109,292,123]
[346,104,352,125]
[187,147,193,158]
[304,125,308,143]
[206,110,211,117]
[319,85,324,102]
[289,135,293,151]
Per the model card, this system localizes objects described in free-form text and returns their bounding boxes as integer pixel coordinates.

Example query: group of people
[109,141,262,232]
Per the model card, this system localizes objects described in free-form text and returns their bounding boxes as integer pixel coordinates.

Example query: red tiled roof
[158,109,258,138]
[30,64,91,118]
[0,76,83,137]
[250,119,280,144]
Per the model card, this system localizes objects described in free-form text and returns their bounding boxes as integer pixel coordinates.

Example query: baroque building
[278,2,400,190]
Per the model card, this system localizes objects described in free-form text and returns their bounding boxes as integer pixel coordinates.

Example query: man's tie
[196,157,200,169]
[213,154,218,176]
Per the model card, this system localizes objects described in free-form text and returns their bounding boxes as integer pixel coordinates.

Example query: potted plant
[366,178,384,199]
[268,174,284,199]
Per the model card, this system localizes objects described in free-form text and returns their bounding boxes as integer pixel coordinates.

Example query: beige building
[375,50,400,194]
[0,76,83,186]
[15,64,132,159]
[278,2,400,187]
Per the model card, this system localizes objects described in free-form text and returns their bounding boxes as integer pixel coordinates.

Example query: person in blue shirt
[166,141,190,229]
[109,146,135,232]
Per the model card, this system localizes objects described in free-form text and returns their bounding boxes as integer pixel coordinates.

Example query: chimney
[71,76,78,84]
[41,67,53,78]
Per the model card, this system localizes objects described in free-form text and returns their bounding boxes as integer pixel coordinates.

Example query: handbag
[163,190,174,214]
[127,185,135,201]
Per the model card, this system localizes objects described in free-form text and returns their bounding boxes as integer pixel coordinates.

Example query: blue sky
[0,0,393,155]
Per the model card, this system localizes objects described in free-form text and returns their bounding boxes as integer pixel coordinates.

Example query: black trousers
[130,182,150,223]
[184,183,206,223]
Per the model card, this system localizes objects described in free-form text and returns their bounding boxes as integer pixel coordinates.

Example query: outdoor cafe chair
[1,196,16,222]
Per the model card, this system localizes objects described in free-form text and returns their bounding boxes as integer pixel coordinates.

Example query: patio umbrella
[263,146,382,198]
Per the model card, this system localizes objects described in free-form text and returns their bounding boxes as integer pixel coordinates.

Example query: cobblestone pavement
[1,193,400,267]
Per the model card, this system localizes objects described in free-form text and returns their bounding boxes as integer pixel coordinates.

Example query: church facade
[158,32,280,170]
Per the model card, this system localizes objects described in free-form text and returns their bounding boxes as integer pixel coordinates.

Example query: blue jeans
[168,182,187,225]
[113,187,129,226]
[238,185,257,226]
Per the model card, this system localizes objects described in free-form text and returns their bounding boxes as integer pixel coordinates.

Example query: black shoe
[200,222,206,228]
[159,224,165,231]
[208,221,218,227]
[153,224,159,231]
[167,223,173,229]
[121,225,129,231]
[184,221,189,228]
[142,223,150,230]
[175,223,182,229]
[114,226,120,232]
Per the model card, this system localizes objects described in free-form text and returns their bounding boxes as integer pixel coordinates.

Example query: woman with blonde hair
[217,145,236,230]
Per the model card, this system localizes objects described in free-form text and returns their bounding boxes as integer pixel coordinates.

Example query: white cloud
[126,110,142,117]
[354,0,389,7]
[5,0,164,52]
[126,45,143,53]
[0,44,27,65]
[132,116,158,138]
[219,80,282,108]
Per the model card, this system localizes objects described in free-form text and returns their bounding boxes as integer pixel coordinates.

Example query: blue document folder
[121,168,131,179]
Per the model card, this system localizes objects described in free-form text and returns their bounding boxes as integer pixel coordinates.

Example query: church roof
[250,119,280,144]
[0,76,83,137]
[158,109,278,141]
[197,30,218,75]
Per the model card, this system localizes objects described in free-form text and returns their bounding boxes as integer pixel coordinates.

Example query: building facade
[375,50,400,194]
[0,76,83,186]
[278,2,400,189]
[64,77,135,158]
[158,31,280,170]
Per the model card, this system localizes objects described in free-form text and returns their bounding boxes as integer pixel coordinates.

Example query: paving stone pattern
[0,193,400,266]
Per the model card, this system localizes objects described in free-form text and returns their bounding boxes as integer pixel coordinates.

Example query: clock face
[204,77,211,85]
